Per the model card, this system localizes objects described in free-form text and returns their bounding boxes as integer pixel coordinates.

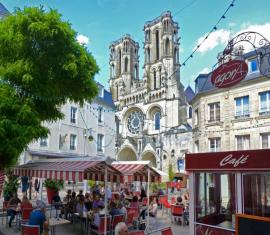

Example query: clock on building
[127,111,144,134]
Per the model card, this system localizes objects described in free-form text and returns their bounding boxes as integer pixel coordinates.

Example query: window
[209,138,221,152]
[154,112,161,130]
[138,140,142,153]
[98,107,103,123]
[208,102,220,122]
[243,173,270,217]
[261,133,270,149]
[165,38,170,56]
[124,57,128,72]
[235,96,249,118]
[70,107,77,124]
[248,58,258,73]
[194,109,199,127]
[156,30,159,60]
[98,86,104,98]
[147,47,150,63]
[194,140,199,153]
[195,173,236,230]
[259,91,270,115]
[153,70,157,90]
[70,134,77,150]
[97,134,104,152]
[236,135,250,150]
[40,137,48,147]
[188,107,192,119]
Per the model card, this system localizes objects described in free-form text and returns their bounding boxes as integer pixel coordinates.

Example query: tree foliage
[0,7,99,169]
[168,163,175,182]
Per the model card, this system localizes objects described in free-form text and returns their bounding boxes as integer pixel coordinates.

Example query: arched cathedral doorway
[117,147,137,161]
[141,151,157,167]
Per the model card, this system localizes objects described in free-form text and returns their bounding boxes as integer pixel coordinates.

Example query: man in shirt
[29,200,48,234]
[115,222,128,235]
[7,193,21,227]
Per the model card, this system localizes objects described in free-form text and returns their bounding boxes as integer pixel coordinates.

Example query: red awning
[112,161,161,183]
[0,170,5,196]
[13,158,122,183]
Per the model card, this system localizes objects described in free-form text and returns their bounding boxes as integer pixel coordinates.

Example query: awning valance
[13,158,122,182]
[112,161,161,183]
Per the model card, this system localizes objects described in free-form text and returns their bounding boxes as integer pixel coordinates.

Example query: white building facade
[109,11,192,173]
[20,84,116,163]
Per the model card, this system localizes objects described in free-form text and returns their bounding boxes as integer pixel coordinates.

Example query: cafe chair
[171,205,184,225]
[128,230,145,235]
[21,224,40,235]
[126,211,135,229]
[111,214,125,232]
[91,215,111,235]
[163,199,172,215]
[161,227,173,235]
[19,208,33,229]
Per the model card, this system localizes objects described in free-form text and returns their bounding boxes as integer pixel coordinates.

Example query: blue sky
[2,0,270,90]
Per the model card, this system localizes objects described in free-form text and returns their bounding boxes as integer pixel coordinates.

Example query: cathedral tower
[109,34,139,103]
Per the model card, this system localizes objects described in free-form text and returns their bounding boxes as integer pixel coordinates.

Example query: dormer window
[248,58,258,73]
[98,86,104,98]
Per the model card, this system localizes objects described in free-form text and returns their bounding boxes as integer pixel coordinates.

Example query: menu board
[236,214,270,235]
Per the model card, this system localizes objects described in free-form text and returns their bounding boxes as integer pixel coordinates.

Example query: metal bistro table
[49,217,70,235]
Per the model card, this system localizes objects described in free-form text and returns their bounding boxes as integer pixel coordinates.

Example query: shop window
[259,91,270,115]
[235,96,249,118]
[70,134,77,150]
[208,102,220,122]
[236,135,250,150]
[70,106,77,124]
[209,138,221,152]
[195,173,236,230]
[243,173,270,217]
[248,58,258,73]
[261,133,270,149]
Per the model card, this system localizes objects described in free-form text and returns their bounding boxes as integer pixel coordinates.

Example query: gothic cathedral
[109,11,192,172]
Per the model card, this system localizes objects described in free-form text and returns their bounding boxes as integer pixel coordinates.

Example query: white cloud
[228,22,236,28]
[194,29,230,53]
[76,34,89,45]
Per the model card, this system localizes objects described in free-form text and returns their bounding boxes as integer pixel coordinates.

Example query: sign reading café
[185,149,270,171]
[211,60,248,88]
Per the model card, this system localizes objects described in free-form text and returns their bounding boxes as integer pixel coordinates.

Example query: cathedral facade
[109,11,192,172]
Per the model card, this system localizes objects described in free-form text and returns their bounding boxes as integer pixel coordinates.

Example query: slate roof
[95,83,115,108]
[184,86,195,103]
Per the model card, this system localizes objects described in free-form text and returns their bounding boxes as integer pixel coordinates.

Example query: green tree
[0,7,99,168]
[168,163,175,182]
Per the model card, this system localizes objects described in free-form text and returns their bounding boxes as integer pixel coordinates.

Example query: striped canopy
[13,158,122,183]
[112,161,161,183]
[0,170,5,196]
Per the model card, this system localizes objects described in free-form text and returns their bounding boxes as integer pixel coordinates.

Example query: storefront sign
[186,149,270,171]
[211,60,248,88]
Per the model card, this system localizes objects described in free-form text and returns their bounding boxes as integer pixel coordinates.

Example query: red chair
[111,214,125,230]
[21,224,40,235]
[91,215,111,235]
[161,227,173,235]
[163,199,172,215]
[128,231,145,235]
[126,211,135,229]
[171,205,184,224]
[19,208,34,229]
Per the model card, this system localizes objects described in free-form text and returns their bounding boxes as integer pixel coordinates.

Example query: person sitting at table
[84,193,92,211]
[149,197,158,217]
[76,190,84,200]
[176,196,184,206]
[29,200,49,235]
[63,189,72,203]
[90,204,104,230]
[52,191,62,218]
[105,185,112,200]
[140,187,147,201]
[115,222,128,235]
[118,202,127,220]
[110,201,122,217]
[7,192,21,227]
[76,195,87,215]
[130,196,140,210]
[92,194,104,209]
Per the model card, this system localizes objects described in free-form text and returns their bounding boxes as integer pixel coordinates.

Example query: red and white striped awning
[13,159,122,183]
[0,170,5,197]
[112,161,161,183]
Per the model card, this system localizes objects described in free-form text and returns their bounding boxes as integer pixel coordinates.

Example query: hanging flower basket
[88,135,94,142]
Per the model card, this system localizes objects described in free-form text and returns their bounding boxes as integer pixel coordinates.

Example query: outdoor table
[49,217,70,235]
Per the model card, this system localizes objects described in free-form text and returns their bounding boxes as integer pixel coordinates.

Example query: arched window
[165,38,170,56]
[118,49,121,75]
[134,65,138,78]
[189,106,192,119]
[154,112,161,130]
[124,57,128,72]
[111,64,115,78]
[159,67,162,88]
[147,47,150,63]
[153,70,157,89]
[156,30,159,60]
[174,47,178,63]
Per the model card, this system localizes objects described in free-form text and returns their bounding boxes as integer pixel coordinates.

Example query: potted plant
[44,179,64,204]
[3,170,19,202]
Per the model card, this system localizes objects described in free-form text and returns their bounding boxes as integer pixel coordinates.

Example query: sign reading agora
[211,60,248,88]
